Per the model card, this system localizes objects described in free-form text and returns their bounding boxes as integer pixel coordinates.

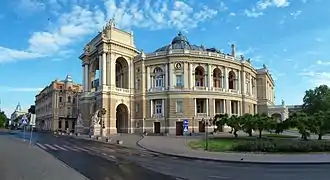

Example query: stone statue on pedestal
[76,113,83,126]
[92,110,100,125]
[90,110,101,136]
[281,99,285,106]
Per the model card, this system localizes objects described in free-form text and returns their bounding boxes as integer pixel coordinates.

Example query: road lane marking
[53,144,68,151]
[73,146,89,152]
[36,143,47,150]
[208,175,231,179]
[44,144,58,151]
[62,145,79,152]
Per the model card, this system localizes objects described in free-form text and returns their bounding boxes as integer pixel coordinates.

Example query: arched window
[228,71,236,90]
[195,66,205,87]
[213,68,222,88]
[154,67,164,88]
[67,96,71,103]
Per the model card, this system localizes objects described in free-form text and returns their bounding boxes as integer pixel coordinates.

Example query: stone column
[150,100,153,117]
[250,75,253,96]
[213,99,216,115]
[169,63,173,89]
[109,54,116,88]
[189,63,194,88]
[99,54,102,87]
[241,71,246,95]
[130,61,134,90]
[83,64,89,92]
[237,70,241,92]
[146,66,151,91]
[206,98,209,116]
[184,62,189,89]
[162,99,165,117]
[165,63,168,89]
[223,67,228,89]
[237,101,241,116]
[223,99,226,114]
[208,64,212,90]
[194,98,197,116]
[102,53,107,86]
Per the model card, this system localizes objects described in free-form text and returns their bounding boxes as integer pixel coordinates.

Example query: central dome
[154,32,207,52]
[171,31,189,45]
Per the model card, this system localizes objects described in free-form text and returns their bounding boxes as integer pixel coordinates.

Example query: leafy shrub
[231,139,330,152]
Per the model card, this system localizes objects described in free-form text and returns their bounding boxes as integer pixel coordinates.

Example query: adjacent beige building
[79,20,287,136]
[35,75,83,132]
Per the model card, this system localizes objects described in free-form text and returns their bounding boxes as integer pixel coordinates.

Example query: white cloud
[229,12,236,16]
[0,86,43,92]
[0,0,219,63]
[290,10,302,19]
[299,70,330,87]
[244,0,290,18]
[16,0,46,14]
[315,37,323,42]
[0,47,44,63]
[316,60,330,65]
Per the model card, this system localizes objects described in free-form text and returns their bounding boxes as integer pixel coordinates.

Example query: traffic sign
[21,115,28,125]
[183,119,188,132]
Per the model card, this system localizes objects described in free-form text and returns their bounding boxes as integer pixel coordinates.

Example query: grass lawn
[188,134,299,152]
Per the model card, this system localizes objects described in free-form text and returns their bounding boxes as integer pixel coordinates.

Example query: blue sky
[0,0,329,116]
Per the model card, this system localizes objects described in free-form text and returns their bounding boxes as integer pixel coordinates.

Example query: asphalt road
[3,130,330,180]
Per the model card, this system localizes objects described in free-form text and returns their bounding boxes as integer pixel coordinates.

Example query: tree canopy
[302,85,330,114]
[0,111,7,127]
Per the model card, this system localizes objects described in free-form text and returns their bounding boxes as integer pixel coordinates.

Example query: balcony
[115,87,130,93]
[211,87,225,92]
[196,113,207,117]
[193,86,207,91]
[152,114,164,118]
[149,87,165,92]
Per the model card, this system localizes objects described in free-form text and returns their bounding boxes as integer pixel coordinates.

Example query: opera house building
[78,20,288,136]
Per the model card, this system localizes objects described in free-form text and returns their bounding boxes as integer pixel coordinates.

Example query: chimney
[231,44,236,58]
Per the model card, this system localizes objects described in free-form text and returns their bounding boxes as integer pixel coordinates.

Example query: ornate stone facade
[35,75,83,131]
[79,21,287,136]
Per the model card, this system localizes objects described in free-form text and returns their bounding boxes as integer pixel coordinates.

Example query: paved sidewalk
[0,135,88,180]
[137,136,330,164]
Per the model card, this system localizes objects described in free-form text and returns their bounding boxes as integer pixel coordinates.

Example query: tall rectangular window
[176,99,183,113]
[176,75,183,87]
[154,100,162,114]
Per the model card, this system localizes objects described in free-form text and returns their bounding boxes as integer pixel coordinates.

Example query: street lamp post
[202,117,213,151]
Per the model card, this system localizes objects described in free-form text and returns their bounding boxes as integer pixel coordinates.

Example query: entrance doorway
[199,121,205,132]
[154,122,160,134]
[176,121,183,136]
[116,104,129,133]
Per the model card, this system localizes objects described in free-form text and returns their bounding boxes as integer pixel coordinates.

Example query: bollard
[117,140,123,145]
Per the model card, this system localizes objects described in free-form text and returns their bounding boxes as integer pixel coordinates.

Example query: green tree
[309,111,330,140]
[213,114,229,132]
[227,115,241,137]
[253,113,275,138]
[240,114,254,137]
[303,85,330,114]
[0,111,7,128]
[288,112,311,140]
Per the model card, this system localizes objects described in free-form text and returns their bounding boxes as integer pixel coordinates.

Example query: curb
[136,136,330,165]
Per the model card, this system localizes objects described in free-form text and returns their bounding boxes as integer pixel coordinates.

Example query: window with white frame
[176,75,183,87]
[155,75,163,87]
[154,100,162,114]
[154,67,164,88]
[176,99,183,113]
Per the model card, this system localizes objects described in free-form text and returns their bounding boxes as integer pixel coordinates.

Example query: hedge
[231,139,330,152]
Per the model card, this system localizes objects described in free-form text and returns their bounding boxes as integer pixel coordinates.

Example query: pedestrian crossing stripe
[35,143,89,152]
